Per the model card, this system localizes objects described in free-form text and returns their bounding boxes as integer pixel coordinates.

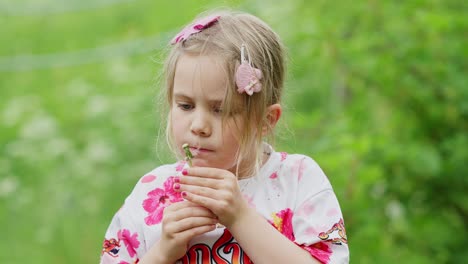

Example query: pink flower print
[302,242,332,264]
[269,208,333,263]
[269,172,278,179]
[292,158,306,181]
[142,176,183,225]
[243,194,256,208]
[297,202,315,217]
[118,261,140,264]
[326,208,340,217]
[269,208,295,241]
[141,174,156,183]
[117,229,140,258]
[142,188,166,225]
[162,176,183,199]
[305,226,320,237]
[101,254,118,264]
[280,152,288,161]
[175,161,186,172]
[269,171,282,192]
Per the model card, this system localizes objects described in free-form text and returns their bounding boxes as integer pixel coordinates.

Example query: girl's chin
[191,159,213,168]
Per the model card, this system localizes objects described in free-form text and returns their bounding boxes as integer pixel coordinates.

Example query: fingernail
[181,191,187,197]
[182,169,188,176]
[173,183,180,190]
[174,177,180,183]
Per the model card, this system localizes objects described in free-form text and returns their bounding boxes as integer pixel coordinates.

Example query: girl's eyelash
[177,103,193,110]
[213,106,223,114]
[176,103,223,114]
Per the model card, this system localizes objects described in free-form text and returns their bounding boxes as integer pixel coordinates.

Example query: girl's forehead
[173,54,228,99]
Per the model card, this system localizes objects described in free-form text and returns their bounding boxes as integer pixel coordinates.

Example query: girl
[101,10,349,264]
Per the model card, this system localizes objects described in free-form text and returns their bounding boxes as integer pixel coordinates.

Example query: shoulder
[138,161,186,184]
[274,151,332,193]
[126,160,187,200]
[117,160,186,219]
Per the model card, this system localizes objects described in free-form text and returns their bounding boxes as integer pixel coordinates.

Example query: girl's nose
[190,111,211,137]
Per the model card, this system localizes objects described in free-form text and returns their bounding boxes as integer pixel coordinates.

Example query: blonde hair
[162,10,286,178]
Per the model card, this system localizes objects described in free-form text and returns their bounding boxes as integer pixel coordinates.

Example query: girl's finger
[164,200,203,213]
[172,216,218,233]
[171,205,218,221]
[176,224,217,242]
[182,191,223,213]
[178,176,221,189]
[178,184,221,201]
[183,167,233,180]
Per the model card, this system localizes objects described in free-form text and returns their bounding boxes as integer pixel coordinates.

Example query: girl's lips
[189,146,213,155]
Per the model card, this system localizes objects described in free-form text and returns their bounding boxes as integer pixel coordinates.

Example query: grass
[1,0,250,263]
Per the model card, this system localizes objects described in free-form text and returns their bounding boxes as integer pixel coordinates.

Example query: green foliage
[267,0,467,263]
[0,0,466,263]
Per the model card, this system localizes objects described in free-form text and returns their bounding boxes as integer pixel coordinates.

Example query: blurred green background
[1,0,467,263]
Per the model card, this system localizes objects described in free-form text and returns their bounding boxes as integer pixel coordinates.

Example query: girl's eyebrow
[173,93,192,100]
[173,92,223,105]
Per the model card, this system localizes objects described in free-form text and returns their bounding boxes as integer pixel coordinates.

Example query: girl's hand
[176,167,250,228]
[148,200,218,263]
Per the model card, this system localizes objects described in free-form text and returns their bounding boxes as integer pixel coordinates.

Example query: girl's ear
[262,104,282,136]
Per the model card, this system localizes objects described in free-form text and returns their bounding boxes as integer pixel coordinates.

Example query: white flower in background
[107,58,131,84]
[84,140,115,163]
[0,176,19,198]
[386,199,404,220]
[14,188,32,209]
[70,155,93,179]
[20,114,58,140]
[85,95,110,117]
[2,96,41,127]
[46,137,72,158]
[36,226,52,245]
[370,181,386,200]
[5,140,32,159]
[0,159,12,174]
[66,78,92,98]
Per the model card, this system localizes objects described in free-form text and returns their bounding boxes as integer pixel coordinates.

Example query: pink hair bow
[170,15,221,44]
[235,44,262,95]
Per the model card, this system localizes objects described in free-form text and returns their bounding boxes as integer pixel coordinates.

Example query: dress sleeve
[289,156,349,264]
[100,191,145,263]
[293,189,349,264]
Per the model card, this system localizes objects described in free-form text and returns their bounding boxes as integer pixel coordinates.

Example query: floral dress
[100,146,349,263]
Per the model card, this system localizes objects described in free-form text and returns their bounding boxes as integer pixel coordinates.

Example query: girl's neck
[236,147,272,180]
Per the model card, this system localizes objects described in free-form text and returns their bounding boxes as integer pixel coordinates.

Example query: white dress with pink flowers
[100,146,349,264]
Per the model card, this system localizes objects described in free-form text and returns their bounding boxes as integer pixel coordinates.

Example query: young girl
[101,10,349,264]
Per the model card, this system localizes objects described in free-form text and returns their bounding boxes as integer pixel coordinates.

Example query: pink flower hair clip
[170,15,221,44]
[235,44,262,96]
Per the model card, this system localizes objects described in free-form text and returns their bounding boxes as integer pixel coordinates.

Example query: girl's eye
[213,107,223,114]
[178,103,193,111]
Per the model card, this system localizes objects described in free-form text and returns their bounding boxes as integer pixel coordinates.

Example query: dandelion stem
[182,143,193,167]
